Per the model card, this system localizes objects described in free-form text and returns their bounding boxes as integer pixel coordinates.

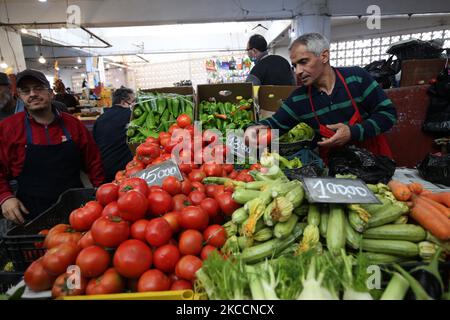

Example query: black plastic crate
[3,188,96,272]
[0,241,23,294]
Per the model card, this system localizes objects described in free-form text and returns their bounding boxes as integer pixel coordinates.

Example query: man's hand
[317,123,352,148]
[1,197,29,224]
[244,125,269,147]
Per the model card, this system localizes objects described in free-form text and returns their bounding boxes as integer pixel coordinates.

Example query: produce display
[198,99,254,133]
[2,108,450,301]
[127,92,194,144]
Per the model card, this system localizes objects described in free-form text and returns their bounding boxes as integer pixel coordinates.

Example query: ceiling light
[116,78,119,82]
[38,54,46,64]
[74,66,79,70]
[119,68,123,71]
[77,57,82,63]
[0,57,7,69]
[21,28,28,34]
[290,29,296,38]
[81,73,86,77]
[106,63,110,68]
[38,0,47,3]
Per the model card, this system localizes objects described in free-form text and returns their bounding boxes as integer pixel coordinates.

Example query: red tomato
[76,246,111,278]
[113,239,153,279]
[153,244,180,274]
[191,181,205,194]
[179,206,209,231]
[159,136,171,148]
[215,192,241,216]
[211,185,225,198]
[188,190,206,206]
[257,128,272,146]
[203,225,227,248]
[188,169,206,183]
[162,211,181,233]
[149,185,163,193]
[175,255,202,281]
[249,163,262,171]
[145,136,159,145]
[203,129,220,146]
[201,245,218,260]
[24,258,57,292]
[96,183,119,206]
[200,198,220,218]
[203,163,223,177]
[205,185,218,198]
[52,272,87,298]
[44,224,82,249]
[176,114,192,128]
[119,177,149,197]
[178,230,203,256]
[115,170,127,184]
[159,132,171,141]
[136,142,160,165]
[173,194,191,212]
[69,201,103,231]
[117,190,148,222]
[162,176,182,196]
[228,170,239,179]
[168,124,181,135]
[147,190,174,216]
[179,163,193,175]
[145,217,173,247]
[171,279,192,291]
[86,268,125,295]
[180,179,193,195]
[102,201,121,217]
[42,242,80,276]
[34,229,49,249]
[137,269,171,292]
[91,215,130,248]
[223,164,234,174]
[78,231,95,249]
[130,219,149,241]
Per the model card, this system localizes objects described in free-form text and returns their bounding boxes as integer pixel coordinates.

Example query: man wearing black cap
[0,72,15,121]
[0,69,104,224]
[246,34,296,86]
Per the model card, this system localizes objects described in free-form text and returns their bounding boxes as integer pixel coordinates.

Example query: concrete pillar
[0,28,27,73]
[291,0,331,41]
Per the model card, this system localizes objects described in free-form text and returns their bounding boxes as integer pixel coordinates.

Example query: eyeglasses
[18,85,49,96]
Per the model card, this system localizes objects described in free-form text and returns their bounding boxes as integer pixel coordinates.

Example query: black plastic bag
[417,153,450,186]
[363,55,400,89]
[328,146,396,184]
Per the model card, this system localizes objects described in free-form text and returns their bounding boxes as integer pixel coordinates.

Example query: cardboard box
[257,85,299,119]
[196,82,258,121]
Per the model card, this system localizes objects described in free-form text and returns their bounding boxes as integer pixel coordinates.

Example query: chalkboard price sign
[302,177,380,204]
[132,159,183,186]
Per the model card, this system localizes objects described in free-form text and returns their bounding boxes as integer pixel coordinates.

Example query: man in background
[245,34,296,86]
[0,72,15,121]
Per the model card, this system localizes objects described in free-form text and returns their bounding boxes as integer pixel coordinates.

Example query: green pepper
[130,111,148,127]
[133,107,143,118]
[145,109,156,129]
[180,97,186,114]
[126,128,136,137]
[138,127,159,139]
[185,101,193,118]
[149,93,157,111]
[167,96,173,115]
[156,94,166,114]
[172,98,180,118]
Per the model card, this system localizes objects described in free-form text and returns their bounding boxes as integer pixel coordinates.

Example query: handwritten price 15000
[139,167,177,184]
[312,180,368,199]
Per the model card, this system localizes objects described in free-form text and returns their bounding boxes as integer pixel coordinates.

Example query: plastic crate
[3,188,96,272]
[0,241,23,294]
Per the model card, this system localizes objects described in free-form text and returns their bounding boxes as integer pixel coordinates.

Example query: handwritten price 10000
[312,180,368,199]
[139,167,177,184]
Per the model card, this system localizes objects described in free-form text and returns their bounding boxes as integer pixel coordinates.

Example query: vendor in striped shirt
[245,33,397,162]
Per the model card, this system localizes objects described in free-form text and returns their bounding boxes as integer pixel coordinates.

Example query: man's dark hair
[248,34,267,52]
[112,86,134,105]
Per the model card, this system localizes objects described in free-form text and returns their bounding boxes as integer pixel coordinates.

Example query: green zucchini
[326,204,346,256]
[345,214,362,250]
[319,205,329,238]
[274,215,298,239]
[307,204,321,226]
[232,189,261,204]
[240,223,305,264]
[367,204,409,228]
[363,224,427,242]
[231,207,248,225]
[253,227,273,242]
[361,239,419,257]
[348,209,367,233]
[364,252,411,265]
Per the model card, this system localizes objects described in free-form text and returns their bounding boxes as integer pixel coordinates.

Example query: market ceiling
[1,0,449,28]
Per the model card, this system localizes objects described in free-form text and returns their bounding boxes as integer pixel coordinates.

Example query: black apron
[15,116,83,221]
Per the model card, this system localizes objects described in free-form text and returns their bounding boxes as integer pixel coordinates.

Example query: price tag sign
[302,177,380,204]
[226,132,259,162]
[132,159,183,186]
